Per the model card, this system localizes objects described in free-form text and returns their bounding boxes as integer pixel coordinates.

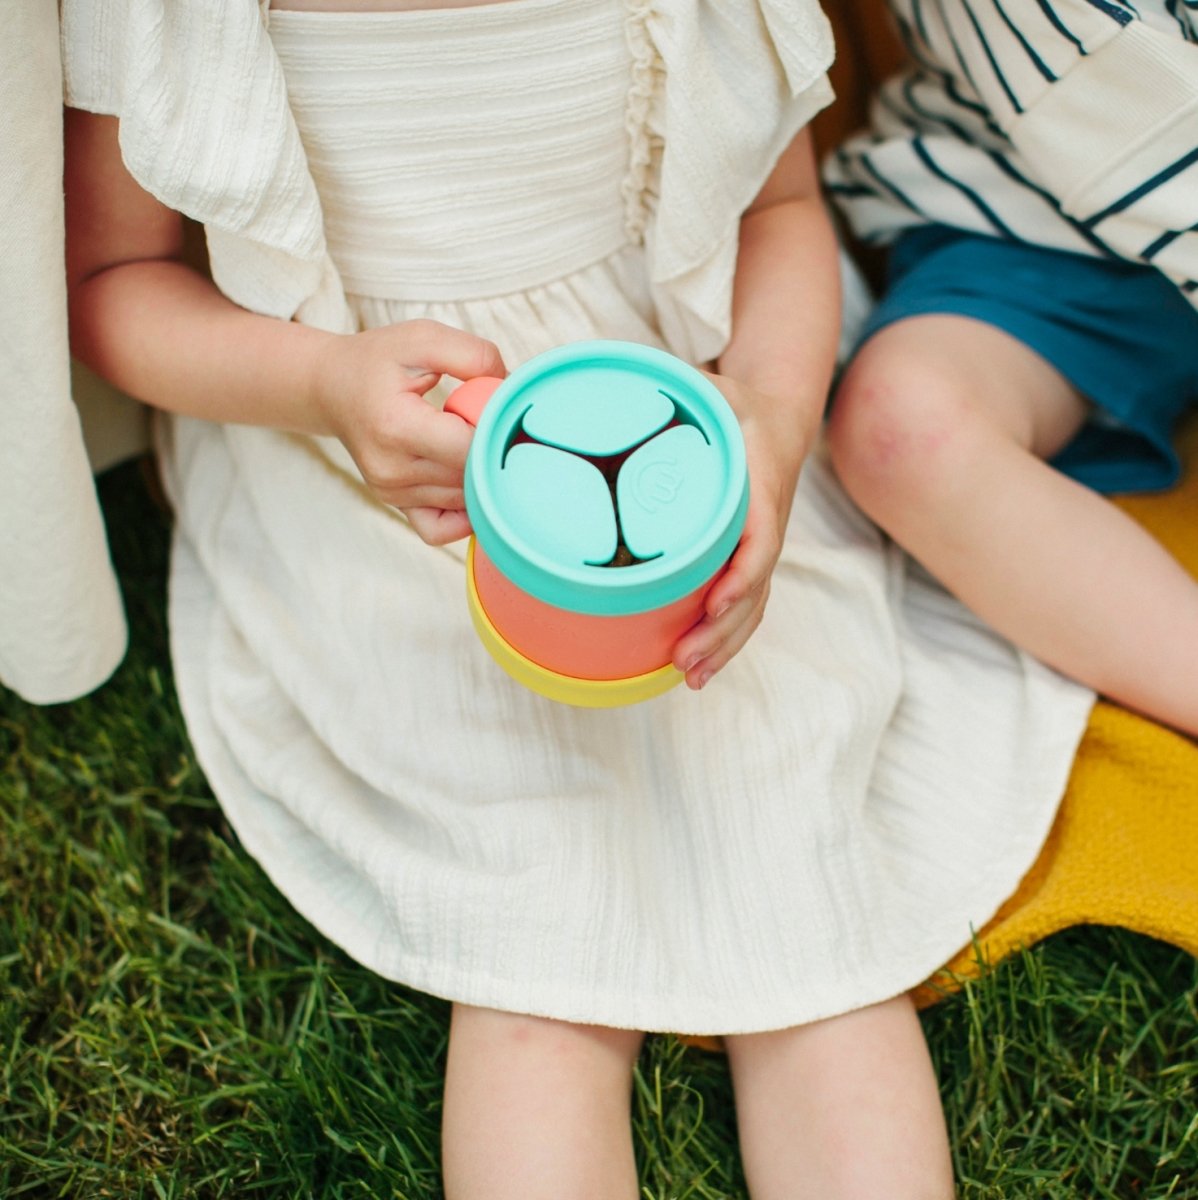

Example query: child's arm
[672,127,841,689]
[65,108,505,544]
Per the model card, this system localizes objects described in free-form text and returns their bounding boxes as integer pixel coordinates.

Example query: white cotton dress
[158,0,1095,1034]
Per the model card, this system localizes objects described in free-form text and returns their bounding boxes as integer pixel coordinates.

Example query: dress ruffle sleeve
[640,0,835,363]
[60,0,353,330]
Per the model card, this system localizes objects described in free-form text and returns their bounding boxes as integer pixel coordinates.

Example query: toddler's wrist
[715,372,817,462]
[304,328,355,439]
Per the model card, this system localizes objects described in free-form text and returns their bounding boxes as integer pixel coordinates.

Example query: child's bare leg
[442,1004,644,1199]
[828,315,1198,736]
[725,995,954,1199]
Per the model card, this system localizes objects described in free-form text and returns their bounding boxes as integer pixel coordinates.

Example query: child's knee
[828,333,985,513]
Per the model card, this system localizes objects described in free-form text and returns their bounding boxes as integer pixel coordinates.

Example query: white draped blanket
[0,1,126,703]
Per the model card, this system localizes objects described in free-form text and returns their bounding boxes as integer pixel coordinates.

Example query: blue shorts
[858,225,1198,494]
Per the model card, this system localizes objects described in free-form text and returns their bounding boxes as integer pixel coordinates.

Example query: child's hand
[671,373,812,690]
[313,319,505,544]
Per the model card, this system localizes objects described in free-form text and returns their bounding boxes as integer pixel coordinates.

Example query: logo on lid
[631,457,684,513]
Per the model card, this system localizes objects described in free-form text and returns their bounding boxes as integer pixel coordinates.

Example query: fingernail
[697,670,714,689]
[713,599,734,620]
[681,655,702,673]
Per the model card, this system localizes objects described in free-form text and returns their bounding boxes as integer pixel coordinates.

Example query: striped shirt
[824,0,1198,305]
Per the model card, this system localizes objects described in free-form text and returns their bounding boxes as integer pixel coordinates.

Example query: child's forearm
[716,192,842,454]
[70,258,338,434]
[65,106,337,433]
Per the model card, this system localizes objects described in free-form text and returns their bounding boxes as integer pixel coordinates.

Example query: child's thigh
[442,1007,645,1197]
[724,996,953,1200]
[445,1004,644,1098]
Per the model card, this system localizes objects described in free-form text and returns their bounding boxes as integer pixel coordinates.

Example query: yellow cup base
[466,542,683,708]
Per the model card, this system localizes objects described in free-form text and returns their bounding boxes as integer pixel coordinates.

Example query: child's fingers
[388,393,476,468]
[352,397,473,497]
[404,505,472,545]
[678,588,769,689]
[671,499,783,683]
[374,483,466,511]
[398,319,506,385]
[701,501,781,620]
[672,574,765,673]
[673,581,730,667]
[356,451,466,505]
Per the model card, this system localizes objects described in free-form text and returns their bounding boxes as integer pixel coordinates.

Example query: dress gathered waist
[268,0,646,300]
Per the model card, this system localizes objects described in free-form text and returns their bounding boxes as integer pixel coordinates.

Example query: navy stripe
[1034,0,1087,53]
[959,0,1024,112]
[856,149,927,218]
[897,4,998,119]
[984,150,1120,258]
[1142,223,1197,262]
[939,72,1007,138]
[901,75,976,143]
[893,61,1007,141]
[894,4,992,119]
[1142,229,1181,259]
[1164,0,1190,36]
[931,0,991,105]
[1084,147,1198,228]
[911,137,1018,236]
[877,86,912,123]
[992,0,1057,80]
[910,0,934,50]
[824,182,880,199]
[1169,0,1198,39]
[898,0,1007,136]
[1080,0,1134,25]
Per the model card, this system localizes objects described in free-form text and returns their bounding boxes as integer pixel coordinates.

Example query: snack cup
[445,340,748,707]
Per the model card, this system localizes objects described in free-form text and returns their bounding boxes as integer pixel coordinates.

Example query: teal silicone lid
[463,341,749,617]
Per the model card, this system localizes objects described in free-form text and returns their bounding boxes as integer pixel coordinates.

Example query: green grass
[2,463,1196,1198]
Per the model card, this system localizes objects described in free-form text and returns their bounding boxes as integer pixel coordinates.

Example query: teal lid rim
[464,340,749,617]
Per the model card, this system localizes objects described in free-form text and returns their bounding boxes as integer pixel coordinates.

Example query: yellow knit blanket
[918,417,1198,1002]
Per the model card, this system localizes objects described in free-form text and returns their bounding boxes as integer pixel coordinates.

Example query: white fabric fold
[0,0,125,703]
